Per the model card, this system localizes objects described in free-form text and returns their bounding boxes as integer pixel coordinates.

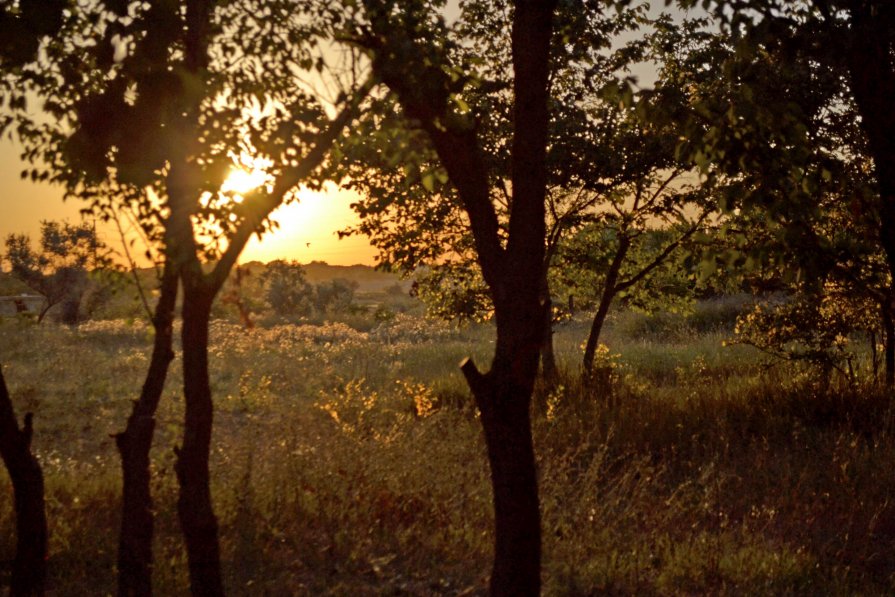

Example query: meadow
[1,301,895,595]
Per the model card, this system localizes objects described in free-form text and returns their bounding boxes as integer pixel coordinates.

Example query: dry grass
[1,311,894,595]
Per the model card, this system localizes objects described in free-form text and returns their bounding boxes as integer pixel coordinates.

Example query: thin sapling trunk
[114,261,179,597]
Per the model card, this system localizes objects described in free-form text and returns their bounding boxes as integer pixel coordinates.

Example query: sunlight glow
[220,152,275,201]
[240,186,378,266]
[221,167,268,195]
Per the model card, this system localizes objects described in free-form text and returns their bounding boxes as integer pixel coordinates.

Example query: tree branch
[207,76,375,292]
[614,209,708,294]
[111,206,154,323]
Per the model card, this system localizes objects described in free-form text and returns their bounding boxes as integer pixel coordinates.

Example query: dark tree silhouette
[15,0,372,593]
[357,0,558,592]
[114,261,178,597]
[673,0,895,384]
[0,366,47,597]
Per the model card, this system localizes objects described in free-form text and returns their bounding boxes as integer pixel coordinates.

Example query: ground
[1,303,894,595]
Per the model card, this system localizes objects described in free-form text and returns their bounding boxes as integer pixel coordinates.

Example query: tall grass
[0,310,894,595]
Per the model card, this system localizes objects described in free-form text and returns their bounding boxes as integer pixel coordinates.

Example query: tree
[0,4,66,594]
[348,0,559,592]
[410,262,494,323]
[262,260,316,317]
[732,284,880,381]
[314,277,358,314]
[3,220,110,324]
[16,1,372,593]
[345,6,717,384]
[560,215,706,375]
[662,0,895,383]
[543,79,714,375]
[0,1,64,61]
[261,261,358,318]
[709,176,889,383]
[114,261,179,597]
[0,366,48,596]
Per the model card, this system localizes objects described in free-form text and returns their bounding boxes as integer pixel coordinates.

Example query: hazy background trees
[3,221,113,324]
[261,260,360,319]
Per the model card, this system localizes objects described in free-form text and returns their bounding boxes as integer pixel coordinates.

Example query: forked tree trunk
[0,366,47,597]
[361,1,555,592]
[157,46,366,597]
[114,263,179,597]
[175,281,224,597]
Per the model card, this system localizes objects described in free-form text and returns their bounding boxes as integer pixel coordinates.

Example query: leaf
[421,172,436,193]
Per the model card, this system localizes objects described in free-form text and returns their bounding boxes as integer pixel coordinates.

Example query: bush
[261,260,315,317]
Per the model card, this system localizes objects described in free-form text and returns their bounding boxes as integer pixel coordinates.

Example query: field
[2,302,895,595]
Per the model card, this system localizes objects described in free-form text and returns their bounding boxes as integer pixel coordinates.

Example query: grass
[1,307,895,595]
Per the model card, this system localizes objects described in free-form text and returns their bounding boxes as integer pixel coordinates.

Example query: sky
[0,137,379,267]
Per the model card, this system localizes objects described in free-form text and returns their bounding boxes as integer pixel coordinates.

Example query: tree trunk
[59,297,81,326]
[462,300,543,597]
[362,1,556,592]
[36,302,51,324]
[582,296,611,376]
[540,296,558,385]
[175,280,224,597]
[0,366,47,597]
[883,303,894,387]
[114,263,179,597]
[846,7,895,386]
[582,237,629,376]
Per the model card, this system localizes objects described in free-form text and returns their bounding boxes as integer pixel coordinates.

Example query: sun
[220,152,274,198]
[221,167,268,196]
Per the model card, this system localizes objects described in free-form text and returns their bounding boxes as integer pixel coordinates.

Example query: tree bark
[462,296,544,596]
[175,277,224,597]
[582,296,612,376]
[114,262,179,597]
[582,236,629,376]
[361,0,556,592]
[846,6,895,357]
[473,1,556,591]
[883,302,895,387]
[539,280,558,385]
[0,366,47,597]
[164,2,221,585]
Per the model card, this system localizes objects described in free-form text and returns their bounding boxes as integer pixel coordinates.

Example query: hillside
[239,260,409,294]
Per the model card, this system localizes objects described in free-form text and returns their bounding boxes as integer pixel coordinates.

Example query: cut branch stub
[460,356,490,404]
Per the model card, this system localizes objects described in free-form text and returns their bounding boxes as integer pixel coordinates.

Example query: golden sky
[0,138,378,267]
[0,3,687,269]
